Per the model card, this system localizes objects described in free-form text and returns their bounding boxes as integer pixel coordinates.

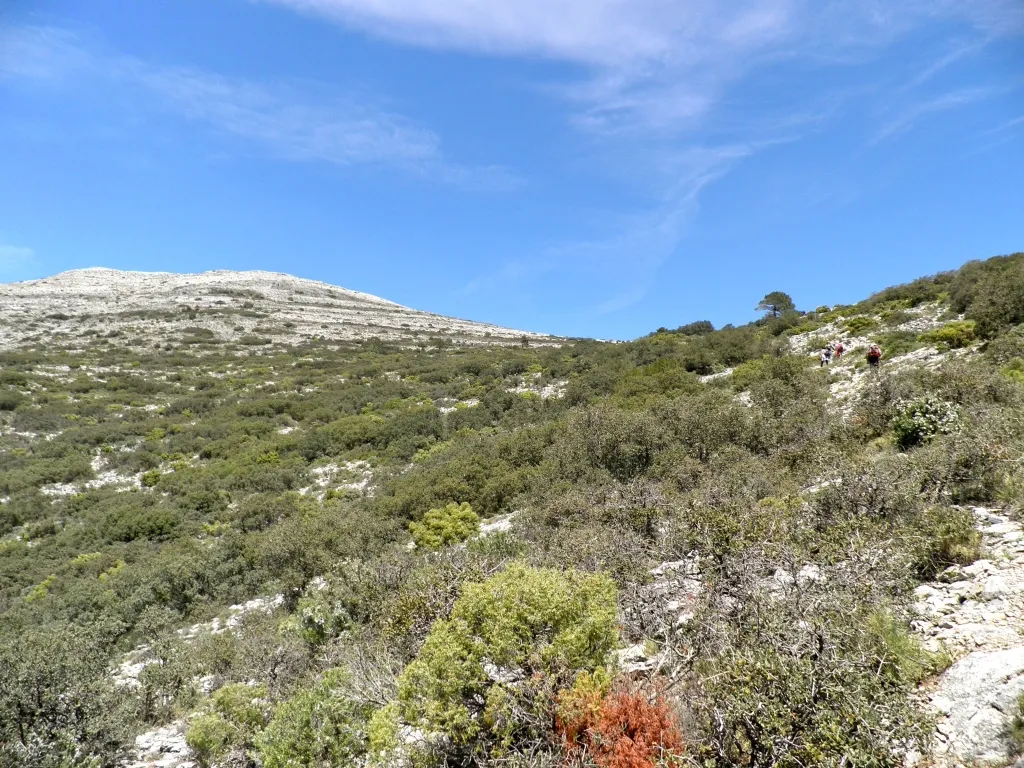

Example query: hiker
[819,347,831,367]
[866,343,881,368]
[834,340,844,360]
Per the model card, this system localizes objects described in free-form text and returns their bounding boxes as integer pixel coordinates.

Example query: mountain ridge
[0,267,559,351]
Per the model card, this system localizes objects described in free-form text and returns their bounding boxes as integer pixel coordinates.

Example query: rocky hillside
[0,268,559,352]
[4,252,1024,768]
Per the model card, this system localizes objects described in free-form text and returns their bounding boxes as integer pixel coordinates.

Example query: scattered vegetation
[2,251,1024,767]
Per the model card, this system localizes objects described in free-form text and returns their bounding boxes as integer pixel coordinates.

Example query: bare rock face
[912,508,1024,765]
[931,648,1024,763]
[127,722,193,768]
[0,268,559,351]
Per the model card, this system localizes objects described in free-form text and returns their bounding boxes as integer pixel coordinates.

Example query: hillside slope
[0,268,559,351]
[3,252,1024,768]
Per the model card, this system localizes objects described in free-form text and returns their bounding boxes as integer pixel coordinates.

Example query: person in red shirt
[867,344,881,367]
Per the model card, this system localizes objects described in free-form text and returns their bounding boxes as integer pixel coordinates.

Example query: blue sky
[1,1,1022,339]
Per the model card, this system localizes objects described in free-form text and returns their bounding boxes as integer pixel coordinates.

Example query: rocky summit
[0,268,558,352]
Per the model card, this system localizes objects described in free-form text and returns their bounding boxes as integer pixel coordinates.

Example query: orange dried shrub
[556,670,609,748]
[556,674,683,768]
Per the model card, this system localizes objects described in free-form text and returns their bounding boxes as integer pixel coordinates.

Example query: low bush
[684,553,932,767]
[258,669,373,768]
[906,506,980,577]
[891,396,960,449]
[409,502,480,550]
[0,392,23,411]
[185,713,238,767]
[919,320,976,349]
[557,673,685,768]
[987,325,1024,364]
[378,563,618,763]
[845,316,879,335]
[186,683,270,766]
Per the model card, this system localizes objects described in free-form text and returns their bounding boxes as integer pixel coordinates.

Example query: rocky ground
[825,344,976,409]
[127,723,193,768]
[0,268,560,351]
[911,507,1024,766]
[787,302,949,357]
[119,596,285,768]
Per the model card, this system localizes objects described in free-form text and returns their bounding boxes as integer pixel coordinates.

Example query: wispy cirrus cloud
[464,142,757,313]
[133,65,441,168]
[873,86,1003,144]
[259,0,1024,137]
[898,39,990,94]
[261,0,799,136]
[258,0,1024,318]
[0,26,87,79]
[260,0,1023,69]
[0,24,518,188]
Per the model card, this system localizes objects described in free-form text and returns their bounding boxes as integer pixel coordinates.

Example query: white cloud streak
[262,0,1023,67]
[873,87,1002,144]
[260,0,1024,137]
[0,25,516,186]
[464,143,756,313]
[0,26,87,79]
[133,65,440,167]
[984,114,1024,136]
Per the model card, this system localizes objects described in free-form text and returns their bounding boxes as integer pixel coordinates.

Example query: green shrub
[673,320,715,336]
[0,392,23,411]
[549,405,661,483]
[186,683,269,766]
[689,555,932,767]
[367,702,402,759]
[1004,359,1024,385]
[891,396,960,449]
[867,610,948,683]
[385,563,617,760]
[409,502,480,550]
[872,330,920,359]
[102,504,181,542]
[908,506,980,578]
[140,469,162,488]
[729,357,767,391]
[292,568,378,646]
[845,316,879,335]
[257,669,372,768]
[881,308,913,326]
[0,627,134,766]
[186,713,238,767]
[986,325,1024,364]
[919,320,976,349]
[212,682,270,731]
[962,255,1024,337]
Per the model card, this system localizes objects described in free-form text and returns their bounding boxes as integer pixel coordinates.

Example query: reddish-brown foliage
[556,682,683,768]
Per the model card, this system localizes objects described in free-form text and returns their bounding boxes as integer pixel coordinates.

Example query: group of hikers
[819,340,883,367]
[818,339,845,366]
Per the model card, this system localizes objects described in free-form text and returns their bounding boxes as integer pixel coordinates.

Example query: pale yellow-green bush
[409,502,480,550]
[374,563,617,763]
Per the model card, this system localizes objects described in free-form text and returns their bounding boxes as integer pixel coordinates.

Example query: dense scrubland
[2,252,1024,768]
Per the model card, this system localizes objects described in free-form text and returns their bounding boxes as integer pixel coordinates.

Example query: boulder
[933,646,1024,762]
[981,575,1010,601]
